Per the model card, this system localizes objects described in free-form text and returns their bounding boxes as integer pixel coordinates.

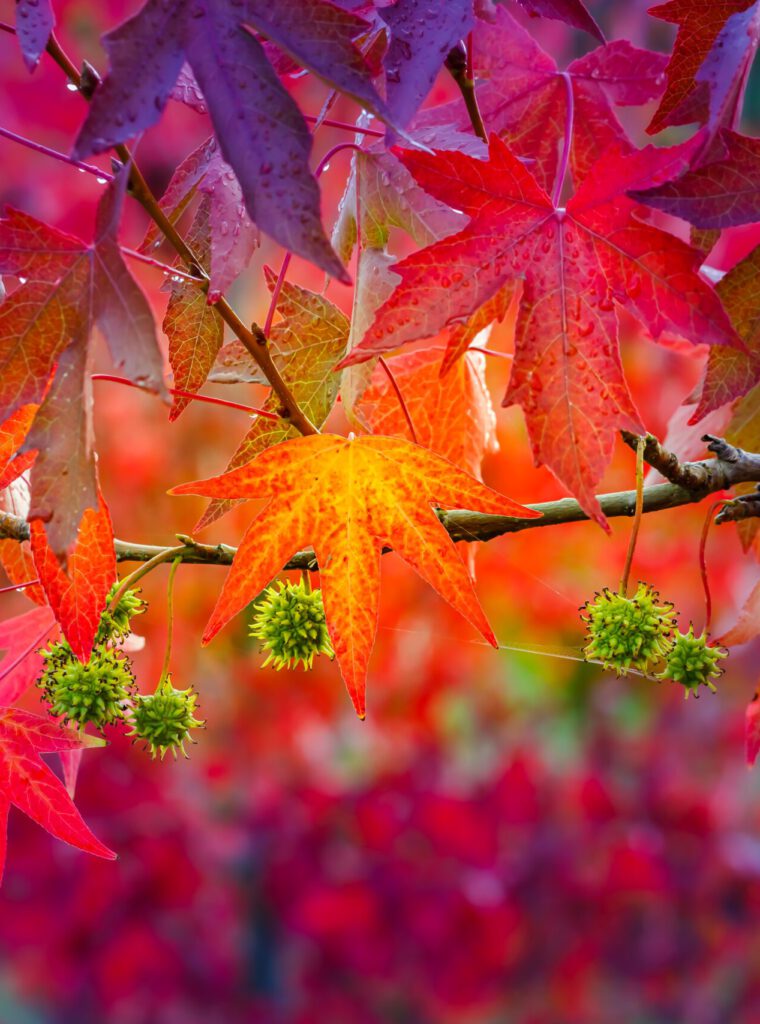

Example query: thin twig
[92,374,279,419]
[0,124,114,180]
[619,436,645,596]
[378,356,418,444]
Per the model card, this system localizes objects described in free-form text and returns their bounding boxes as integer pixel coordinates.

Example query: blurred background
[1,1,760,1021]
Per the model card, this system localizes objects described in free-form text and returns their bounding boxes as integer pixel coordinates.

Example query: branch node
[79,60,100,99]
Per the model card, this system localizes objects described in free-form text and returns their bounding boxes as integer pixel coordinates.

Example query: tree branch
[42,33,319,437]
[1,437,759,572]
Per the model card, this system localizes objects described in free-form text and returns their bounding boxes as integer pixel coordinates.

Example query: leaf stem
[619,436,645,597]
[552,72,574,208]
[158,557,181,686]
[303,114,384,138]
[445,44,487,142]
[699,499,729,632]
[120,246,199,282]
[0,124,114,181]
[378,356,418,444]
[91,373,279,419]
[41,33,320,438]
[108,545,188,614]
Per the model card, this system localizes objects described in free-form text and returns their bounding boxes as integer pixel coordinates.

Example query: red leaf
[718,578,760,646]
[417,7,667,192]
[343,136,738,522]
[746,692,760,766]
[647,0,760,135]
[30,494,116,663]
[0,403,38,490]
[0,606,56,706]
[633,130,760,228]
[0,708,115,882]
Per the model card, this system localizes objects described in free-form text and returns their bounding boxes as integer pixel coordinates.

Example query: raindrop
[96,176,108,185]
[66,82,79,92]
[18,276,27,284]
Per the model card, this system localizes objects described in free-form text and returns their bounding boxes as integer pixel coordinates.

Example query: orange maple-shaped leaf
[171,433,539,717]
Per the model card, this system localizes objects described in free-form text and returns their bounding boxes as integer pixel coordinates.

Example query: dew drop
[66,82,79,92]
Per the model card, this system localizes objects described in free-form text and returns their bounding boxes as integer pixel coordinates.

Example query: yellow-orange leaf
[171,433,539,717]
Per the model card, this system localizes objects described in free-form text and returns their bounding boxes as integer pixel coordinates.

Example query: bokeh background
[2,1,760,1021]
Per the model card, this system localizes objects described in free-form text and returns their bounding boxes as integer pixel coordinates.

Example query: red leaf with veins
[417,7,667,192]
[343,136,740,523]
[647,0,760,135]
[0,606,56,707]
[0,708,115,883]
[30,494,116,663]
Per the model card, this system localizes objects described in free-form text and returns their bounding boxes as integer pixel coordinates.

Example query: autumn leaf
[355,348,498,479]
[632,130,760,228]
[0,708,115,883]
[0,404,38,492]
[0,606,56,707]
[171,433,540,718]
[162,197,225,420]
[197,268,349,529]
[73,0,401,279]
[717,577,760,647]
[512,0,603,41]
[0,165,164,552]
[417,6,668,192]
[690,242,760,423]
[647,0,760,135]
[378,0,474,128]
[30,493,116,663]
[15,0,54,71]
[141,136,259,299]
[746,692,760,766]
[342,135,739,522]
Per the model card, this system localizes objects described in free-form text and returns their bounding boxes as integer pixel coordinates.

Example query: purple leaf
[73,0,185,157]
[244,1,391,122]
[15,0,55,71]
[75,0,350,280]
[380,0,474,128]
[512,0,604,41]
[184,4,348,281]
[631,130,760,228]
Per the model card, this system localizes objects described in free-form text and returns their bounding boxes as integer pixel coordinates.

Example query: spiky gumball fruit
[96,583,147,643]
[128,677,204,759]
[39,640,135,729]
[250,579,334,671]
[658,625,728,698]
[581,582,677,675]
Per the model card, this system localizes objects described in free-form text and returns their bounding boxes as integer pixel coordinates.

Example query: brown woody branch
[1,436,758,571]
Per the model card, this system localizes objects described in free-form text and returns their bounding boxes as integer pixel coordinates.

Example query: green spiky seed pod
[658,625,728,698]
[250,579,334,671]
[95,583,147,643]
[39,640,135,729]
[581,582,677,675]
[127,677,204,759]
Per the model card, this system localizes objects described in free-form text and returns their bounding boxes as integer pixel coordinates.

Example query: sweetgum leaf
[632,130,760,228]
[647,0,760,135]
[379,0,474,128]
[0,708,115,884]
[355,348,498,479]
[344,136,740,523]
[0,606,56,707]
[197,268,349,529]
[73,0,399,280]
[690,243,760,422]
[141,137,259,298]
[163,197,225,420]
[15,0,55,71]
[511,0,603,41]
[171,433,539,718]
[417,7,667,192]
[30,493,116,663]
[718,578,760,646]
